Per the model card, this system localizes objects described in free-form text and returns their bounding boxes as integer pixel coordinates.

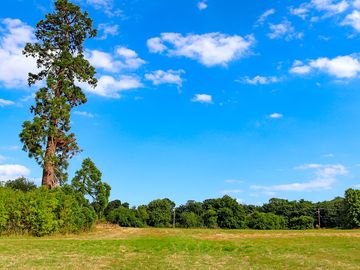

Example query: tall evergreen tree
[20,0,97,188]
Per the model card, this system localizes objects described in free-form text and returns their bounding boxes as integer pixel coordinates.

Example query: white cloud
[354,0,360,8]
[311,0,349,15]
[97,23,119,40]
[82,75,143,98]
[145,69,185,87]
[74,111,95,118]
[268,19,303,40]
[147,37,167,53]
[147,32,255,67]
[290,60,312,74]
[342,10,360,32]
[290,5,310,19]
[291,55,360,78]
[251,164,347,192]
[86,47,145,72]
[225,179,244,183]
[0,98,15,107]
[197,1,208,10]
[191,94,213,104]
[86,0,122,17]
[323,153,335,158]
[256,9,276,25]
[0,18,38,88]
[0,164,30,181]
[240,75,281,85]
[269,113,283,119]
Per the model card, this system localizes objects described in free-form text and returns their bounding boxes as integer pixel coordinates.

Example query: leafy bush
[179,212,203,228]
[107,207,144,227]
[246,212,286,230]
[289,216,314,230]
[0,186,96,236]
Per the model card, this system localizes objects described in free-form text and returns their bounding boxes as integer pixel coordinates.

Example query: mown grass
[0,224,359,269]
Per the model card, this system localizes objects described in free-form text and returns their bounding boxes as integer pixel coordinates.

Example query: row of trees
[2,176,360,234]
[104,189,360,230]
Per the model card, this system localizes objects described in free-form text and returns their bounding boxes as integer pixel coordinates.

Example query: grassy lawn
[0,224,359,270]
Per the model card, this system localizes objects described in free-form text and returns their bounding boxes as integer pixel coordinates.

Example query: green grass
[1,225,360,269]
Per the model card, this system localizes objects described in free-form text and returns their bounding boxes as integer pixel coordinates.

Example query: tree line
[105,189,360,230]
[2,177,360,235]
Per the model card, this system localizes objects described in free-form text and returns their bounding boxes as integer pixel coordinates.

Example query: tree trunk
[42,136,57,189]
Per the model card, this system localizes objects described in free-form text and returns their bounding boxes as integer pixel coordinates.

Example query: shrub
[0,186,96,236]
[289,216,314,230]
[246,212,286,230]
[179,212,203,228]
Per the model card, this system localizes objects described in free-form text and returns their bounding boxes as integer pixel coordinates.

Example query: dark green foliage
[0,186,96,236]
[246,212,286,230]
[104,200,121,217]
[103,189,360,230]
[203,196,246,229]
[72,158,111,219]
[344,188,360,228]
[316,197,346,228]
[289,216,314,230]
[203,209,218,228]
[107,207,144,227]
[147,198,175,227]
[179,212,203,228]
[176,200,204,228]
[20,0,97,187]
[4,177,37,192]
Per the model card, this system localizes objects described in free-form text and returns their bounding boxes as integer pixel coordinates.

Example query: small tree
[72,158,111,219]
[20,0,97,188]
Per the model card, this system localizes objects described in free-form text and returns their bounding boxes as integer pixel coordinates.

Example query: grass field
[0,224,360,270]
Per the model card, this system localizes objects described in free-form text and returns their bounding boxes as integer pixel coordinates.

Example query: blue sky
[1,0,360,206]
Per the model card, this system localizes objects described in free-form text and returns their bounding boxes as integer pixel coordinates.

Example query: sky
[1,0,360,206]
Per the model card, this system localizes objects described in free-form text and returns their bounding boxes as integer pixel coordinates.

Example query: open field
[0,224,360,270]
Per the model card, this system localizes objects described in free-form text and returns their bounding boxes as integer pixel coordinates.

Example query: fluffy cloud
[311,0,349,15]
[290,55,360,78]
[256,9,276,25]
[0,98,15,107]
[86,47,145,72]
[269,113,283,119]
[0,164,30,181]
[86,0,122,17]
[342,10,360,32]
[354,0,360,8]
[82,75,143,98]
[145,69,185,87]
[240,75,281,85]
[251,164,347,192]
[97,23,119,40]
[147,32,255,67]
[0,18,37,88]
[290,5,310,19]
[197,1,208,10]
[268,19,303,40]
[191,94,213,104]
